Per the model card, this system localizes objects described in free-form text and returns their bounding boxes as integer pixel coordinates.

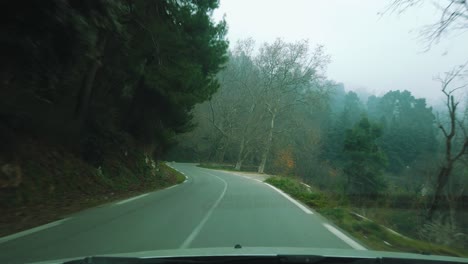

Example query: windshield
[1,1,467,264]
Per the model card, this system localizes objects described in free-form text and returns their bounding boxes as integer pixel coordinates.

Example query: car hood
[31,247,468,264]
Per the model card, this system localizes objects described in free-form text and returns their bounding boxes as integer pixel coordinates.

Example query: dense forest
[0,0,227,233]
[167,38,468,246]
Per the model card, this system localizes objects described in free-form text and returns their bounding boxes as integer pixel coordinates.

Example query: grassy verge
[265,176,467,258]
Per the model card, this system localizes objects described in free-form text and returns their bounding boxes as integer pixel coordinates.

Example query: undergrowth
[265,176,467,258]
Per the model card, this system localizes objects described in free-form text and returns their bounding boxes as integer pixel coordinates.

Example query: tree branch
[207,100,230,138]
[453,138,468,161]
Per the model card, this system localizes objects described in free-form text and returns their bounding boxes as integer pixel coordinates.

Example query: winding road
[0,163,365,264]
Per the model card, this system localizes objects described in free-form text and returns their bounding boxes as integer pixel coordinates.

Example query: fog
[213,0,468,105]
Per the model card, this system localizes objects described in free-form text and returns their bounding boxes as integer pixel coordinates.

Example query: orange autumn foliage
[273,147,295,175]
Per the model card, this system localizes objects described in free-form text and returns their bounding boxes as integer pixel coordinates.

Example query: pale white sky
[213,0,468,105]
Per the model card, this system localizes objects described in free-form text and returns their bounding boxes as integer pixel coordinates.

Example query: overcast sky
[213,0,468,105]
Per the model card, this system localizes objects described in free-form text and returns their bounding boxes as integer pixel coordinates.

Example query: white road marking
[212,169,263,183]
[165,185,177,190]
[180,172,228,249]
[264,183,313,214]
[323,223,367,250]
[167,165,188,183]
[0,218,70,244]
[115,193,149,205]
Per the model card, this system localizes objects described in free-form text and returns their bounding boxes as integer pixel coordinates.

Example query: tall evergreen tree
[344,117,387,198]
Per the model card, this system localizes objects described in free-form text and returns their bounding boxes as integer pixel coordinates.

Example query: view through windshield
[0,1,467,263]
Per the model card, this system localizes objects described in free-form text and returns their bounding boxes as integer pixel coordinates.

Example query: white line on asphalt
[265,183,313,214]
[212,169,263,183]
[180,173,228,249]
[168,165,188,183]
[166,185,177,190]
[323,223,367,250]
[115,193,149,205]
[0,218,70,244]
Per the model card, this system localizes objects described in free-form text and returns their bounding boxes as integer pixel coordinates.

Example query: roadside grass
[265,176,467,258]
[265,176,331,209]
[162,162,187,184]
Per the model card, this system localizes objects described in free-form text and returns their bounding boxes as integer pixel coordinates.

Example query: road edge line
[115,193,149,205]
[264,183,314,214]
[0,218,70,244]
[323,223,367,250]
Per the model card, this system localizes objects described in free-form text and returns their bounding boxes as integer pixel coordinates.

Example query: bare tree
[428,62,468,220]
[445,164,466,228]
[254,39,329,173]
[203,53,250,162]
[202,39,268,167]
[229,40,267,170]
[386,0,468,49]
[198,39,330,172]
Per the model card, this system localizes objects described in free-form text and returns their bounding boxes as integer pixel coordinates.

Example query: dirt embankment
[0,135,184,237]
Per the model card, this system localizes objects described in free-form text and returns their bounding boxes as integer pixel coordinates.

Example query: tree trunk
[235,102,258,171]
[214,138,227,163]
[235,136,245,170]
[235,159,243,171]
[427,165,452,220]
[258,112,275,174]
[448,195,457,229]
[74,32,108,122]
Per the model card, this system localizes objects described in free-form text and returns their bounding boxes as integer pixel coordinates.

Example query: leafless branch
[207,100,230,138]
[453,138,468,161]
[385,0,468,50]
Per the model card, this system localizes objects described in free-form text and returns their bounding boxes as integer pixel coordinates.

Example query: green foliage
[124,0,228,153]
[265,176,330,209]
[344,117,387,197]
[419,216,468,247]
[367,90,436,173]
[320,208,466,257]
[323,91,366,163]
[0,0,227,235]
[266,176,309,195]
[0,0,228,162]
[320,208,347,222]
[265,175,467,257]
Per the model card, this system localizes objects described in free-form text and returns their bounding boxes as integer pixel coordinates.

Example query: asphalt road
[0,163,365,264]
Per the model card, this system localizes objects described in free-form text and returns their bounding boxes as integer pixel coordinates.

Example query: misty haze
[0,1,467,263]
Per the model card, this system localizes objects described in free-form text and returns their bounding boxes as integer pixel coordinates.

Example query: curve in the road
[180,172,228,249]
[0,163,365,264]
